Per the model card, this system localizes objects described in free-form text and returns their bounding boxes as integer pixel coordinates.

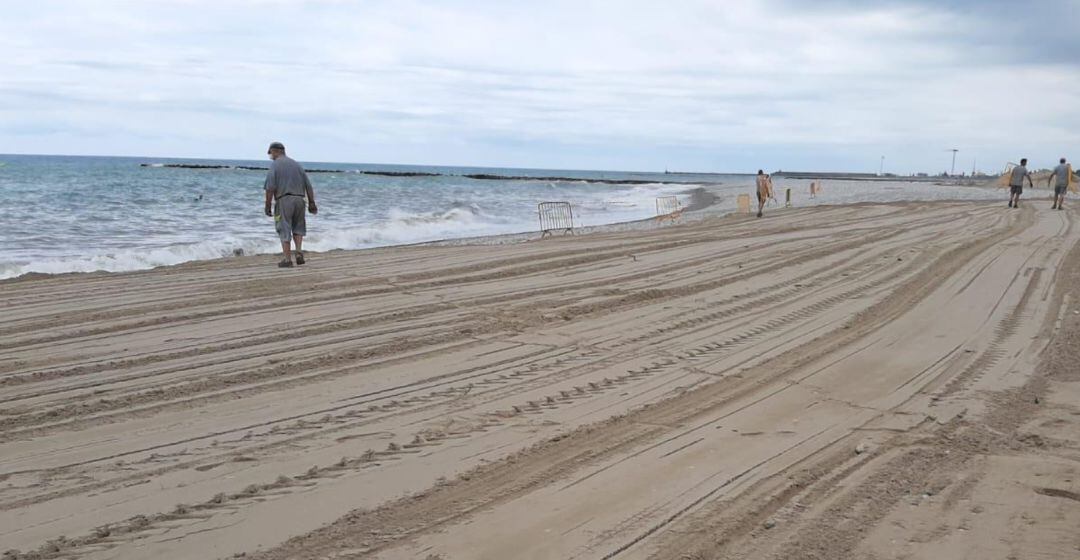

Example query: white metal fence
[538,202,574,237]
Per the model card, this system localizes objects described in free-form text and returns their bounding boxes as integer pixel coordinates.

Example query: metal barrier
[538,201,574,237]
[655,195,682,223]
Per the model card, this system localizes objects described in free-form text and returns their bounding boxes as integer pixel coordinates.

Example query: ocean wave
[305,202,523,252]
[0,236,278,280]
[0,173,702,280]
[3,187,691,281]
[0,202,532,280]
[386,202,483,225]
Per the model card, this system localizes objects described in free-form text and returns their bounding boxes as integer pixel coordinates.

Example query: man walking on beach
[264,142,318,268]
[755,170,770,218]
[1007,158,1033,208]
[1048,157,1072,210]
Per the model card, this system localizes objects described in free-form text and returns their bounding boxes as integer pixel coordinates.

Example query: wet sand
[2,201,1079,559]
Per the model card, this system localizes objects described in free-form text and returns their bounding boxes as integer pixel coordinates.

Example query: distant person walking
[1048,157,1072,210]
[1007,158,1033,208]
[263,142,317,268]
[755,170,770,218]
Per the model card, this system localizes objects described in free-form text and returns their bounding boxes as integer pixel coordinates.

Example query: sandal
[278,259,294,268]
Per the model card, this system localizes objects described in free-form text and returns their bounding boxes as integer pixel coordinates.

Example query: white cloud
[0,0,1077,172]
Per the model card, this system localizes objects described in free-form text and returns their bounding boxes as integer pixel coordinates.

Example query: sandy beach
[3,200,1080,560]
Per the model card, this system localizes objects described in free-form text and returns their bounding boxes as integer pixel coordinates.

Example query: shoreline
[5,154,1014,283]
[0,185,724,284]
[2,180,1015,284]
[2,187,1018,285]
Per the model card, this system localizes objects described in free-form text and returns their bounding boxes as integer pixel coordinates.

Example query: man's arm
[304,173,317,214]
[264,166,276,216]
[1026,171,1034,188]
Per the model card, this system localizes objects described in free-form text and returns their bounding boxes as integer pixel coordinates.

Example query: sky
[1,0,1078,173]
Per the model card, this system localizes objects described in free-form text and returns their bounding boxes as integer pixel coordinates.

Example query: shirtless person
[755,170,770,218]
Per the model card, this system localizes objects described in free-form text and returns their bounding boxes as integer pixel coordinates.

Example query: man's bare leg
[293,235,306,265]
[280,241,292,262]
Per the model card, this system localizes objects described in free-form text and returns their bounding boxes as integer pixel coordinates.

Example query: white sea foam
[1,236,278,279]
[2,202,537,279]
[303,203,530,252]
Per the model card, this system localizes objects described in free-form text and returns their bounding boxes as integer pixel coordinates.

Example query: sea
[0,154,1003,280]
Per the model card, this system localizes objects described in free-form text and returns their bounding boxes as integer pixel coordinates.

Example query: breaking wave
[1,202,531,280]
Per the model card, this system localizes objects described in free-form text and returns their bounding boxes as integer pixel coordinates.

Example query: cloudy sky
[1,0,1077,172]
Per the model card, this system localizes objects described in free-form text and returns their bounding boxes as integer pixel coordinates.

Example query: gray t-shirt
[264,156,312,198]
[1052,163,1070,187]
[1009,165,1030,187]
